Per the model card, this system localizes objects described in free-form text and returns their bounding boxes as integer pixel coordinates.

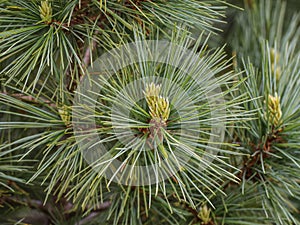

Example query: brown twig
[1,92,56,107]
[239,127,285,181]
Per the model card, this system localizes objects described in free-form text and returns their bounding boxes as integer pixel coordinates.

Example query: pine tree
[0,0,299,224]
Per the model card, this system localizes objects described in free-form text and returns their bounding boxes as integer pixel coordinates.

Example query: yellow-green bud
[144,82,170,123]
[265,93,282,127]
[270,48,280,64]
[144,83,171,157]
[270,48,281,80]
[197,204,211,224]
[58,105,70,126]
[39,1,52,24]
[271,63,281,81]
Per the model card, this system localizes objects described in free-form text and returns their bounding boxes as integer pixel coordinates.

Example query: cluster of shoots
[143,83,170,158]
[266,93,282,127]
[197,204,212,225]
[144,82,170,124]
[39,0,52,24]
[58,105,70,126]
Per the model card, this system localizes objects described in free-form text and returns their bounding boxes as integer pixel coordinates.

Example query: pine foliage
[0,0,299,225]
